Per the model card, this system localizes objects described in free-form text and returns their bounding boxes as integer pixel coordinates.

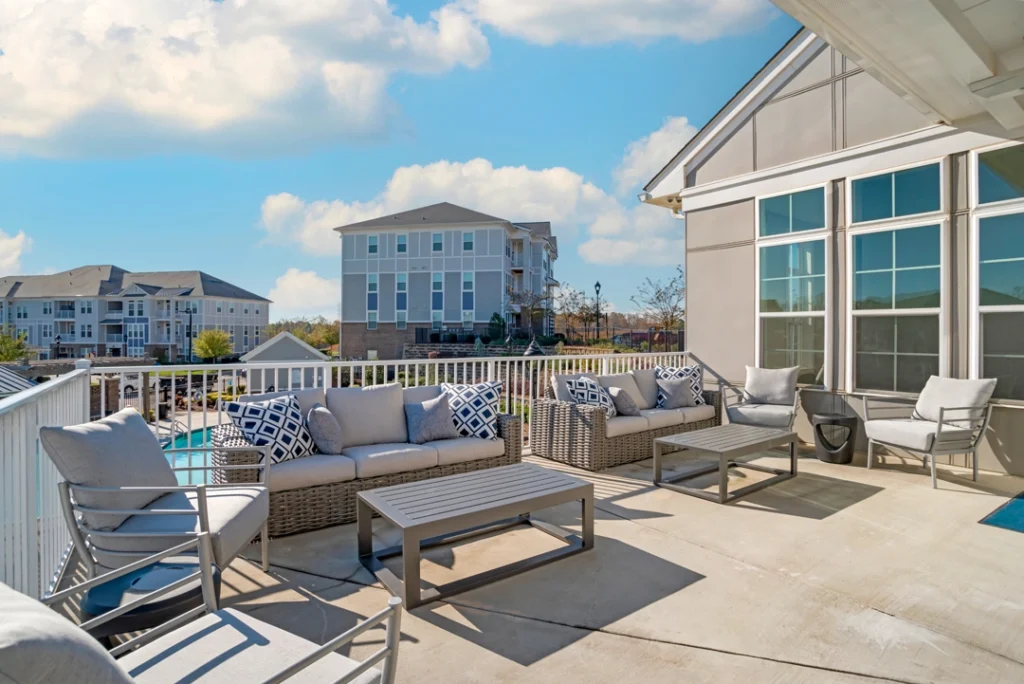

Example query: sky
[0,0,799,321]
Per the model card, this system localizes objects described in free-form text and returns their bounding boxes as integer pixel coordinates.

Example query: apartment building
[0,265,270,360]
[335,202,558,359]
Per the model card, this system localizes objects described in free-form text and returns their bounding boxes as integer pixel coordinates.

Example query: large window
[759,187,825,237]
[432,233,443,253]
[463,231,474,252]
[851,224,942,392]
[431,273,443,312]
[367,274,378,313]
[462,272,474,311]
[976,207,1024,400]
[396,273,407,313]
[397,234,407,254]
[850,162,941,224]
[368,235,378,256]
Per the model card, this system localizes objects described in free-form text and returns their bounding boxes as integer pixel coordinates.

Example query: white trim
[969,140,1024,211]
[844,157,946,229]
[240,331,329,362]
[754,181,830,242]
[367,234,379,257]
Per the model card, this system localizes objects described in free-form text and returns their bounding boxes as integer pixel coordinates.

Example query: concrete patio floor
[220,450,1024,683]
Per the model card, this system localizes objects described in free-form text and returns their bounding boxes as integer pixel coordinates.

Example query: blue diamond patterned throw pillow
[441,382,503,440]
[564,377,617,419]
[655,365,705,408]
[225,395,316,464]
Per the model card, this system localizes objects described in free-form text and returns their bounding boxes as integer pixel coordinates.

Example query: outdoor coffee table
[653,424,798,504]
[358,463,594,609]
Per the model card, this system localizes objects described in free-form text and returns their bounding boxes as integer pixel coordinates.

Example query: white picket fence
[0,368,89,598]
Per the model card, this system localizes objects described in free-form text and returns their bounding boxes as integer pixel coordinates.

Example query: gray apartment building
[335,202,558,359]
[642,28,1024,477]
[0,265,270,361]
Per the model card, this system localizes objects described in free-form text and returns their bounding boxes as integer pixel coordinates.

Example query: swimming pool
[164,427,216,485]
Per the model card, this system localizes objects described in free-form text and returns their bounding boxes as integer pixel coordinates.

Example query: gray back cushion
[597,373,646,409]
[0,582,134,684]
[914,376,997,423]
[306,403,344,455]
[238,388,325,419]
[39,408,176,531]
[326,383,407,448]
[551,373,597,402]
[405,395,460,444]
[629,368,659,410]
[403,385,442,404]
[656,378,697,409]
[742,366,799,406]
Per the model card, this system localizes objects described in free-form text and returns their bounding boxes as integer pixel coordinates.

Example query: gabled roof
[512,221,557,255]
[0,366,37,398]
[334,202,509,233]
[240,331,329,362]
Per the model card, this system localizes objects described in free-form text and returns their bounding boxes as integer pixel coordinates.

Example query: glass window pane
[790,188,825,233]
[896,315,939,355]
[854,231,892,272]
[894,224,940,268]
[855,352,895,391]
[979,212,1024,262]
[396,293,407,311]
[759,317,825,385]
[895,355,938,393]
[983,312,1024,400]
[854,272,893,310]
[856,316,895,353]
[367,293,377,311]
[978,146,1024,205]
[894,268,940,308]
[432,292,443,310]
[791,240,825,277]
[760,280,788,312]
[980,261,1024,306]
[759,195,790,236]
[791,276,825,312]
[893,163,940,217]
[852,174,892,223]
[462,292,474,310]
[760,245,789,279]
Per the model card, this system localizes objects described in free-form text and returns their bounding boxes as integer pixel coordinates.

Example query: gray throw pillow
[656,378,697,409]
[306,403,344,454]
[743,366,799,405]
[405,394,460,444]
[608,387,641,416]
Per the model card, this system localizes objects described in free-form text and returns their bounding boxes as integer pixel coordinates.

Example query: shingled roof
[334,202,509,232]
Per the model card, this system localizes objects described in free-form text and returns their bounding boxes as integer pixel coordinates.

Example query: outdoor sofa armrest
[496,413,523,460]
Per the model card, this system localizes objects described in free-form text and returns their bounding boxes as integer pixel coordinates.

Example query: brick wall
[341,323,416,360]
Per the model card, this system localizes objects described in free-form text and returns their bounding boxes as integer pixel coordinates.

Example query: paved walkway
[220,450,1024,683]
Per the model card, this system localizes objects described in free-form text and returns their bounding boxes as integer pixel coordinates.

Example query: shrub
[429,332,440,343]
[447,334,459,344]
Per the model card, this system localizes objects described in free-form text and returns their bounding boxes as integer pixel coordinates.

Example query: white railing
[106,334,124,343]
[0,368,89,598]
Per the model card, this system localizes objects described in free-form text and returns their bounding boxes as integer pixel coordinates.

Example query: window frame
[431,272,444,313]
[368,234,379,256]
[432,232,443,253]
[396,310,407,330]
[754,182,832,389]
[396,273,407,314]
[367,311,378,330]
[463,231,474,253]
[397,234,407,254]
[845,157,947,229]
[366,273,378,314]
[845,217,949,395]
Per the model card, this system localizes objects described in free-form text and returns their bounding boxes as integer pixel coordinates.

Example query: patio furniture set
[0,360,999,683]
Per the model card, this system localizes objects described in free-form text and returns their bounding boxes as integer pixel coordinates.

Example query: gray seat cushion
[342,443,439,479]
[326,384,407,448]
[39,407,177,530]
[0,582,133,684]
[428,437,505,466]
[629,368,659,410]
[119,608,380,684]
[727,403,794,429]
[550,373,597,402]
[405,394,460,444]
[268,454,356,493]
[91,486,268,569]
[237,388,326,419]
[742,366,798,405]
[865,419,973,452]
[605,415,650,438]
[913,376,997,423]
[639,408,687,431]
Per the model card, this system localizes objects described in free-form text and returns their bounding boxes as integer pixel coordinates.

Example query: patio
[183,451,1024,683]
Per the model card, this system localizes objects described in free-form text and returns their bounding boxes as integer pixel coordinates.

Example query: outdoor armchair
[723,366,800,431]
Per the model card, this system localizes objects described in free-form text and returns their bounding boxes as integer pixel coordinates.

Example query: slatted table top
[655,424,797,457]
[358,463,590,529]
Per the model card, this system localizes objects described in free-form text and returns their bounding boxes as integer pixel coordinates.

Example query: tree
[194,329,233,363]
[507,289,551,337]
[0,330,27,362]
[631,265,686,331]
[554,285,587,339]
[266,316,339,349]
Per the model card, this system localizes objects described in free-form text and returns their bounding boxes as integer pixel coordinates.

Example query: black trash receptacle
[811,413,858,464]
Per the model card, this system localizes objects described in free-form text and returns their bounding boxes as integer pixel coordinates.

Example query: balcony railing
[105,309,123,317]
[54,310,76,320]
[106,334,124,343]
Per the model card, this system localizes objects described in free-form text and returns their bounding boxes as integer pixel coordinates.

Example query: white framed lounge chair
[723,366,801,431]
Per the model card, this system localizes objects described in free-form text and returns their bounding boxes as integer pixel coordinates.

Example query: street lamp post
[594,281,602,342]
[53,334,62,360]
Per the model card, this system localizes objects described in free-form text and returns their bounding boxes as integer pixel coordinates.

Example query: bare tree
[507,288,551,337]
[555,285,587,339]
[631,265,686,331]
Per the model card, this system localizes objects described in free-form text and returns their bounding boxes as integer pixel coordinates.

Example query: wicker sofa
[211,384,522,537]
[531,369,721,471]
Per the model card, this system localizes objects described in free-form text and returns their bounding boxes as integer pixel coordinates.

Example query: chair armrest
[937,404,992,433]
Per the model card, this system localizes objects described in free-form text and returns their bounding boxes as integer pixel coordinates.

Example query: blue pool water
[164,427,216,485]
[980,493,1024,534]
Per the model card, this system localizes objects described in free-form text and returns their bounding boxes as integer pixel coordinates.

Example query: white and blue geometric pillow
[441,382,503,440]
[655,365,705,407]
[225,395,316,464]
[564,377,617,419]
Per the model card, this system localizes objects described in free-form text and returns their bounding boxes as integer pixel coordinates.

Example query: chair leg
[261,522,269,572]
[866,440,873,469]
[930,454,938,489]
[972,452,978,482]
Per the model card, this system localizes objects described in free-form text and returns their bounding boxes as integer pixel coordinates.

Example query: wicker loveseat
[531,369,721,471]
[211,384,522,537]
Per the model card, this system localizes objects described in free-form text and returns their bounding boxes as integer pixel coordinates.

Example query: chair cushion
[865,419,973,452]
[305,403,344,454]
[403,385,442,404]
[326,384,406,448]
[742,366,798,406]
[608,387,641,416]
[90,486,268,569]
[597,373,646,409]
[640,408,686,431]
[628,368,659,410]
[727,403,795,429]
[428,437,505,466]
[676,405,717,424]
[564,377,617,419]
[268,455,356,493]
[656,378,697,409]
[655,365,706,406]
[913,376,997,423]
[119,608,380,684]
[605,415,650,438]
[551,373,597,402]
[342,443,439,479]
[441,382,503,440]
[0,582,133,684]
[39,407,177,531]
[236,388,325,420]
[405,394,460,444]
[225,395,316,465]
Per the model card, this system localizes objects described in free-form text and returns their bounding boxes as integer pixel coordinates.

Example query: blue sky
[0,0,799,320]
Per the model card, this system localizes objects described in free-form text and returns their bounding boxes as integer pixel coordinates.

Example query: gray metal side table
[811,413,858,464]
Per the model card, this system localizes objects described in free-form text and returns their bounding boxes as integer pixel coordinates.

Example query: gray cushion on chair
[237,388,325,420]
[865,419,973,452]
[119,607,380,684]
[913,376,997,423]
[405,394,460,444]
[0,582,133,684]
[742,366,799,405]
[727,403,795,429]
[629,368,659,409]
[39,408,177,531]
[306,403,344,454]
[326,383,406,448]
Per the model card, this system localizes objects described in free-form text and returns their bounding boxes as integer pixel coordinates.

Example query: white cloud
[0,0,488,155]
[613,116,697,195]
[0,229,31,273]
[462,0,776,45]
[268,268,340,319]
